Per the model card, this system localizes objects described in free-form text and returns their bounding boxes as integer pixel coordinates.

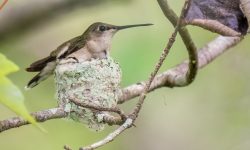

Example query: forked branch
[0,0,244,150]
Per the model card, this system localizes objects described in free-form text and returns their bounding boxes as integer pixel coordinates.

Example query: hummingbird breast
[85,37,111,59]
[87,38,111,53]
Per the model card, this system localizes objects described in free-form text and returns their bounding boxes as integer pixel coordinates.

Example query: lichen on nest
[54,57,122,131]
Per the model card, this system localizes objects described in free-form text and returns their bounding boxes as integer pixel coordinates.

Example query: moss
[54,57,122,131]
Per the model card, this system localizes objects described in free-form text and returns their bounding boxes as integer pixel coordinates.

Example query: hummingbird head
[84,22,153,54]
[85,22,153,40]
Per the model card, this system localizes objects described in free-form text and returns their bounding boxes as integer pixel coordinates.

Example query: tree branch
[157,0,198,85]
[0,108,67,132]
[119,36,242,104]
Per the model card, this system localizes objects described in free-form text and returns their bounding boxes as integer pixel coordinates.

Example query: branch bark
[0,108,66,132]
[157,0,198,85]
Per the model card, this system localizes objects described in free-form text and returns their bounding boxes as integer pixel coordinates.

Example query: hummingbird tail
[26,74,41,89]
[26,61,56,89]
[26,72,50,89]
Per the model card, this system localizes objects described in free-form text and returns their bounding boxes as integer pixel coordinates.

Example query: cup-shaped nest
[55,57,122,131]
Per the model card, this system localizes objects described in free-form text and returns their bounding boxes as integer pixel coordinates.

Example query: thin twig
[69,98,127,121]
[129,0,190,119]
[74,1,191,150]
[0,0,8,11]
[101,114,124,126]
[69,98,124,116]
[185,19,241,36]
[157,0,198,85]
[78,118,133,150]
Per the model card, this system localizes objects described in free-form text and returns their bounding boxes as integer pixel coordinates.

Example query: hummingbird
[25,22,153,89]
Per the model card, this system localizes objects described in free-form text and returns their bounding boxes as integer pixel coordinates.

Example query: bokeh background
[1,0,250,150]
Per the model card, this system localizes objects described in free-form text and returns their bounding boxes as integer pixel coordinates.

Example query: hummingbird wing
[26,36,84,72]
[26,36,85,89]
[56,36,85,59]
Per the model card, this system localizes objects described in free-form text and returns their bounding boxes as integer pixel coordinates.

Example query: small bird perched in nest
[25,22,153,89]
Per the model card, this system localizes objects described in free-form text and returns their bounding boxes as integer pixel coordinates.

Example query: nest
[54,57,122,131]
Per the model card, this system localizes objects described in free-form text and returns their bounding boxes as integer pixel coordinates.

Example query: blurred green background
[1,0,250,150]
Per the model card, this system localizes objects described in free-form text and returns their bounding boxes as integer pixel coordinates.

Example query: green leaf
[0,53,45,132]
[0,53,19,77]
[0,77,45,131]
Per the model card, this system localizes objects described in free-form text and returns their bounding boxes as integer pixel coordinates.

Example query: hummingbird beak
[116,23,153,30]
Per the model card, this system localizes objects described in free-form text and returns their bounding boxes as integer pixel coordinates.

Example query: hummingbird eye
[99,25,106,32]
